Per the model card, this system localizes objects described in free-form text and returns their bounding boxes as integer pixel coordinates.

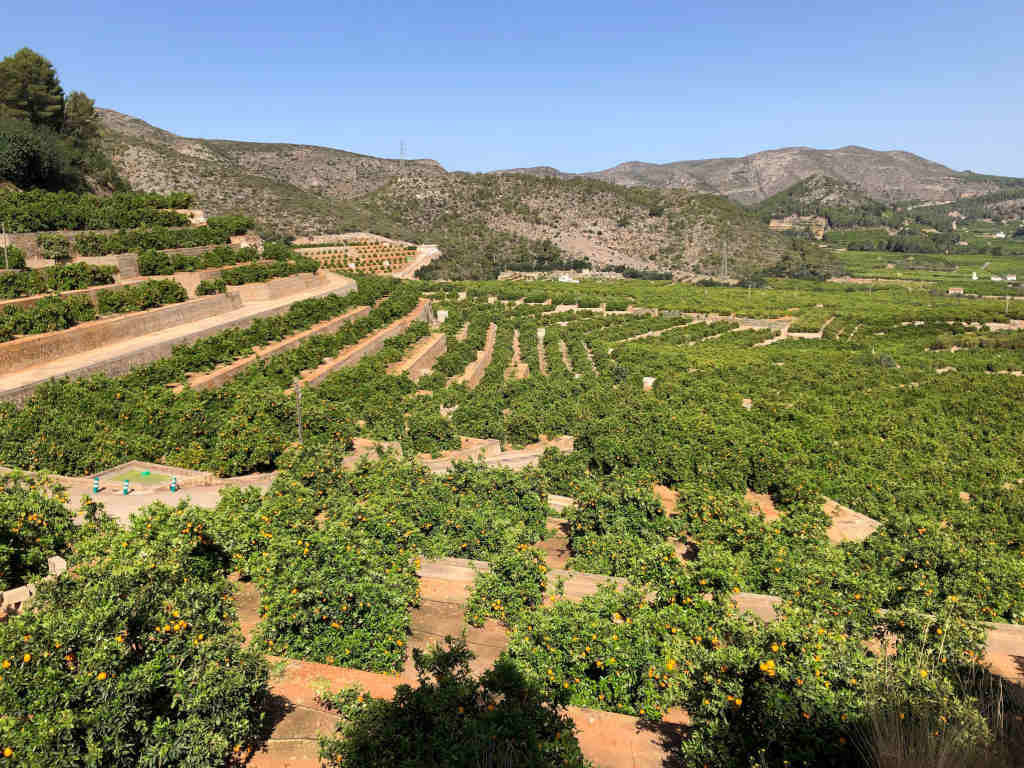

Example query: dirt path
[0,272,358,403]
[583,342,599,375]
[559,339,573,372]
[504,328,529,380]
[618,322,694,343]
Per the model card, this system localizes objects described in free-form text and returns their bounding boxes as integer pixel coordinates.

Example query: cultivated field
[1,191,1023,768]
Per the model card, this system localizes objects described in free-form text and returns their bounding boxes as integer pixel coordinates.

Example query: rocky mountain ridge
[504,146,1006,205]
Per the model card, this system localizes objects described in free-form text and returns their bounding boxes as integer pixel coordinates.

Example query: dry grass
[855,659,1024,768]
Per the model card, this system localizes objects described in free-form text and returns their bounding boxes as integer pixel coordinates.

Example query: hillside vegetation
[97,109,796,280]
[0,48,123,192]
[358,173,792,279]
[755,174,893,228]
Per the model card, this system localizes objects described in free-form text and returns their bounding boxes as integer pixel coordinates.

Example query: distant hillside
[357,172,791,279]
[755,174,892,228]
[504,146,1012,205]
[98,109,797,280]
[97,108,442,236]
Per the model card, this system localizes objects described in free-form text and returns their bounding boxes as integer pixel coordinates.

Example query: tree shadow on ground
[317,636,591,768]
[242,692,295,763]
[634,716,690,768]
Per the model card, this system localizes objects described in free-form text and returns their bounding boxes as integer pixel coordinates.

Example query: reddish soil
[536,517,572,569]
[653,484,678,516]
[744,489,780,522]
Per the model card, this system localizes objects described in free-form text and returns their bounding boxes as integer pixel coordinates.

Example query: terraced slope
[97,110,795,279]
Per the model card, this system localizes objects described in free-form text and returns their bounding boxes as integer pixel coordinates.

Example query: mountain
[753,174,893,229]
[505,146,1010,205]
[97,109,797,280]
[98,108,445,235]
[356,172,791,279]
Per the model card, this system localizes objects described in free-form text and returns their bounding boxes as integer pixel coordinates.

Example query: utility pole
[400,140,407,180]
[1,221,8,270]
[294,378,303,444]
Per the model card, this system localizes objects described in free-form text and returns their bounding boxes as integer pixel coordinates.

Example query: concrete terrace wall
[2,226,203,264]
[0,273,358,403]
[0,261,278,313]
[454,322,497,389]
[228,272,321,302]
[0,293,241,374]
[387,332,446,381]
[298,299,433,387]
[187,305,371,391]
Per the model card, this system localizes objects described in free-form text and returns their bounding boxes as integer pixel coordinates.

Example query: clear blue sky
[7,0,1024,175]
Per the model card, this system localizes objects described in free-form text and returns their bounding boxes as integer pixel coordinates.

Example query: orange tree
[192,448,553,673]
[0,477,75,591]
[251,516,419,672]
[0,501,267,767]
[465,547,548,627]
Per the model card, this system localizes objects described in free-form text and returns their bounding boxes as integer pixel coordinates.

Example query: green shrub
[135,249,173,275]
[0,294,96,342]
[0,262,115,299]
[95,279,187,314]
[0,245,26,269]
[318,638,590,768]
[0,118,73,190]
[195,278,226,295]
[0,502,268,767]
[466,547,548,627]
[0,189,190,232]
[0,480,75,590]
[36,232,70,261]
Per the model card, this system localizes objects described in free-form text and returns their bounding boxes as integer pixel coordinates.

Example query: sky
[7,0,1024,175]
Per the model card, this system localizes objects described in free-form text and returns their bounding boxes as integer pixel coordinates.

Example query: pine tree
[63,91,98,144]
[0,48,65,131]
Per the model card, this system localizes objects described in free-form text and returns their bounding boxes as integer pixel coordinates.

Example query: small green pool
[109,469,170,487]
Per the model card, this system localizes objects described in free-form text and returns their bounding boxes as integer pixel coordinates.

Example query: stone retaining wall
[0,555,67,619]
[0,274,357,403]
[187,305,371,391]
[0,293,241,374]
[297,299,433,387]
[387,332,446,381]
[455,322,497,389]
[227,272,321,302]
[2,226,202,264]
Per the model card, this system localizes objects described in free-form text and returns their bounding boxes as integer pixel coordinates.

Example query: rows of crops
[2,274,1023,766]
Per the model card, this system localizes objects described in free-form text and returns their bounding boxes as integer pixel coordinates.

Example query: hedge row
[138,245,258,276]
[0,189,193,232]
[73,215,252,257]
[0,263,116,299]
[0,280,187,342]
[194,257,319,296]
